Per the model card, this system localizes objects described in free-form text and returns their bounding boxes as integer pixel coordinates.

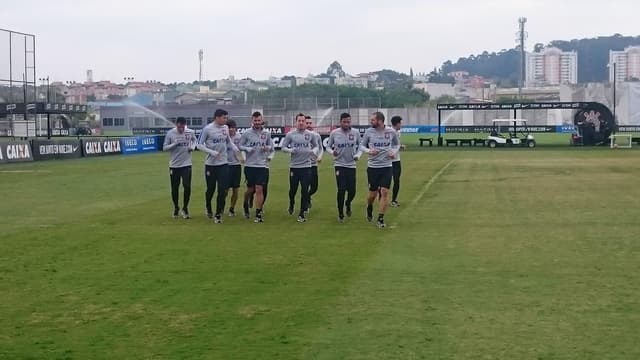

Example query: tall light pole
[517,17,528,99]
[39,76,51,139]
[613,62,617,122]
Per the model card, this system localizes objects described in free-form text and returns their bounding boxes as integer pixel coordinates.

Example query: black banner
[82,138,123,157]
[133,127,174,135]
[444,125,556,133]
[437,102,590,111]
[32,139,82,161]
[0,141,33,164]
[0,103,88,116]
[35,129,70,137]
[618,126,640,132]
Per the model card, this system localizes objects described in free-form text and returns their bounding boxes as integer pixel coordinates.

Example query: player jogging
[239,111,273,223]
[360,112,400,228]
[225,119,242,217]
[305,115,323,211]
[197,109,239,224]
[163,117,196,219]
[326,112,362,223]
[389,115,406,207]
[281,113,320,223]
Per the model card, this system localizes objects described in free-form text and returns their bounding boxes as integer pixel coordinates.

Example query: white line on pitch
[390,159,454,229]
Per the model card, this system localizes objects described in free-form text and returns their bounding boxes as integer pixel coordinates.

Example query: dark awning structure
[0,102,88,116]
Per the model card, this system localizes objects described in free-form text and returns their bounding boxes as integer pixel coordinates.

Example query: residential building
[609,46,640,82]
[216,76,255,90]
[526,47,578,87]
[266,77,293,88]
[413,83,455,99]
[295,76,332,86]
[335,76,369,88]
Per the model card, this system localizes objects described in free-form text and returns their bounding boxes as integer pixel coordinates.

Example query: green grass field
[1,148,640,359]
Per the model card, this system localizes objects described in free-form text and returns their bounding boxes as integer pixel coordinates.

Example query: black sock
[229,207,234,212]
[256,208,263,217]
[378,213,384,221]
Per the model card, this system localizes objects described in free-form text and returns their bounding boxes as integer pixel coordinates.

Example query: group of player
[162,109,404,228]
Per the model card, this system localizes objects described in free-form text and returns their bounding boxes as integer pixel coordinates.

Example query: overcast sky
[1,0,638,83]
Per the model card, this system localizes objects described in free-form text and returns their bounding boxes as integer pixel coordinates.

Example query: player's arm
[354,132,363,160]
[240,151,247,164]
[359,131,372,154]
[327,132,339,157]
[238,133,254,153]
[226,127,240,153]
[310,133,320,157]
[388,130,401,159]
[316,133,324,161]
[162,133,178,151]
[280,133,294,153]
[188,131,197,152]
[266,133,275,157]
[197,128,219,157]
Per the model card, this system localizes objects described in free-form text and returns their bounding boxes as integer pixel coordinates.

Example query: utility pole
[39,76,51,138]
[613,62,617,122]
[198,49,204,82]
[517,17,528,99]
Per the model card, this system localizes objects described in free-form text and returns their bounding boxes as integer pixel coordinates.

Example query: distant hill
[439,34,640,85]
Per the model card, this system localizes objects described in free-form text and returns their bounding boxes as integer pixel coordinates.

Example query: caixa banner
[121,136,159,155]
[32,139,82,161]
[82,138,123,157]
[0,141,33,164]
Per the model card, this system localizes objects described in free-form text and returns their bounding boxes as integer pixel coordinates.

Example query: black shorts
[335,166,356,191]
[244,167,269,187]
[229,164,242,188]
[367,167,393,192]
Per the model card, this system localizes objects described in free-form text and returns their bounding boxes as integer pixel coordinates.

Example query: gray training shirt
[326,127,362,168]
[239,128,274,168]
[163,128,197,168]
[228,132,242,166]
[359,126,401,168]
[197,123,239,166]
[281,129,319,168]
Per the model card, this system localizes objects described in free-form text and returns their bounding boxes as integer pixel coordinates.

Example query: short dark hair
[214,109,228,118]
[391,116,403,126]
[252,111,262,118]
[373,112,385,122]
[340,113,351,120]
[296,113,306,120]
[176,117,187,125]
[305,115,312,120]
[226,119,237,129]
